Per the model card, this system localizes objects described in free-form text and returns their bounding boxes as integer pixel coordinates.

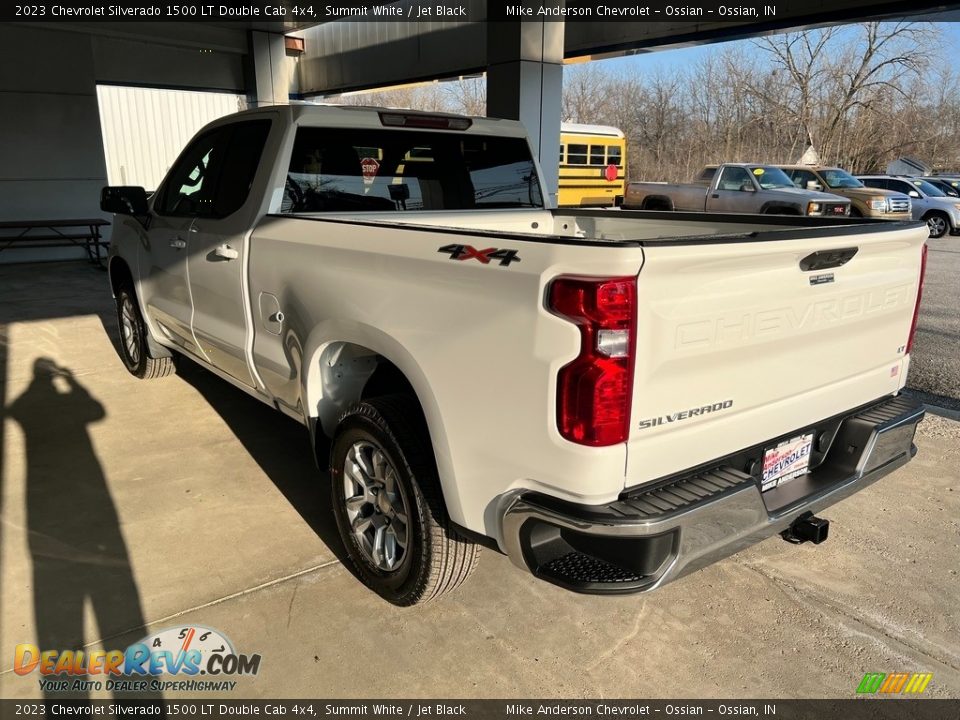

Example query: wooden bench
[0,218,110,268]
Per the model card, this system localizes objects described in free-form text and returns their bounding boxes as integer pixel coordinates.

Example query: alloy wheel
[342,441,411,572]
[120,295,141,366]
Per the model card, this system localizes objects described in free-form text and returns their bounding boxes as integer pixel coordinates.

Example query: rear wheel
[330,394,480,605]
[115,284,174,379]
[925,212,948,239]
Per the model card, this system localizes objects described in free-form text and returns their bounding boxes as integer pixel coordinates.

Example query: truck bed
[278,206,901,244]
[251,207,925,533]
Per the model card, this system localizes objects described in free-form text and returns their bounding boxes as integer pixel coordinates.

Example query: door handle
[711,193,720,198]
[169,238,187,249]
[214,244,239,260]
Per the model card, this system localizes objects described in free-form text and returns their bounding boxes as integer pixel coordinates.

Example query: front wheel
[925,212,949,239]
[115,285,174,379]
[330,395,480,605]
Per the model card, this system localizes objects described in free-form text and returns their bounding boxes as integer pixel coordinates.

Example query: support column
[486,15,564,207]
[247,31,289,106]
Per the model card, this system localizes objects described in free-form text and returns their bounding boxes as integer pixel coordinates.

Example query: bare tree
[323,22,960,181]
[754,22,936,165]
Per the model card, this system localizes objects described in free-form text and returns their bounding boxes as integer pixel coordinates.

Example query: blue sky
[589,21,960,76]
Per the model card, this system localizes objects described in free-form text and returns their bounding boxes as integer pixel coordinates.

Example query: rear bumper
[501,395,924,594]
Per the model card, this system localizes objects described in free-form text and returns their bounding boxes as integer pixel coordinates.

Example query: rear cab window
[281,128,543,212]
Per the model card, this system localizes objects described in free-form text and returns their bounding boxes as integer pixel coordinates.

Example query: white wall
[97,86,245,191]
[0,25,109,263]
[0,23,248,264]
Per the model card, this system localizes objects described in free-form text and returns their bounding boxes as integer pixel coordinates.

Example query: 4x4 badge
[437,244,521,267]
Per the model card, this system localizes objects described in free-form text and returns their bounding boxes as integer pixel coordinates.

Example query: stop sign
[361,157,380,184]
[604,164,618,182]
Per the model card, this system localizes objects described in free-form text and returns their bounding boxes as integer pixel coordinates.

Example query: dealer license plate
[761,433,814,492]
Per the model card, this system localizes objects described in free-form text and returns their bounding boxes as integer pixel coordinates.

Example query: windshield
[820,168,864,189]
[748,166,796,190]
[912,179,946,198]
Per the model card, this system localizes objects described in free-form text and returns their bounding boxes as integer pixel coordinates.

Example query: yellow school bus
[558,123,626,207]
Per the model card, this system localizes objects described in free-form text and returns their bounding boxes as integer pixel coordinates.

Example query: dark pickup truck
[624,163,852,217]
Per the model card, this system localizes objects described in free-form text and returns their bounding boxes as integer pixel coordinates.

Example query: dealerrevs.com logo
[14,625,261,694]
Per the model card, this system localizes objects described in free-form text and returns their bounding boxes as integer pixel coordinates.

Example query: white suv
[858,175,960,238]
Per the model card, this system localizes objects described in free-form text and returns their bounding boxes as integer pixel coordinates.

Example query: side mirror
[101,186,149,216]
[908,190,921,199]
[806,181,823,192]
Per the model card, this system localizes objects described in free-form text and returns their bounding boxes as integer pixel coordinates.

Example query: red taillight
[906,243,928,354]
[549,276,636,447]
[378,112,472,131]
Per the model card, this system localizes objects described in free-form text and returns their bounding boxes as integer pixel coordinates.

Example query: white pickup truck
[102,105,928,605]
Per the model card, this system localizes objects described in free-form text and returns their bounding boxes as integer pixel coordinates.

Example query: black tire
[330,394,479,605]
[850,207,863,218]
[115,284,174,379]
[924,212,949,239]
[642,199,672,212]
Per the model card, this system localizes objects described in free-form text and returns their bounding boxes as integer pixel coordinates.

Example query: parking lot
[0,257,958,700]
[907,236,960,408]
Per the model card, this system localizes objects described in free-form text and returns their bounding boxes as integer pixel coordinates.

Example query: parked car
[921,177,960,198]
[778,165,911,220]
[102,105,927,604]
[858,175,960,238]
[624,163,851,216]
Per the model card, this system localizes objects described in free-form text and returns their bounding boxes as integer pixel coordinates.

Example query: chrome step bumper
[501,395,925,594]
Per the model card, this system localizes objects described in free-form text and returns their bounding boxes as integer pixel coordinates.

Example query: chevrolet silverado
[102,105,927,605]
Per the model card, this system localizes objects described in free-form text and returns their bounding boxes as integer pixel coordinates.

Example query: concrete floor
[907,235,960,408]
[0,261,958,700]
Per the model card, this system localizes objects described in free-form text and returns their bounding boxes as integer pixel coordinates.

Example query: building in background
[96,85,246,191]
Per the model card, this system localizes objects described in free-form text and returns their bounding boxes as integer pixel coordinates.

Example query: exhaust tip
[781,513,830,545]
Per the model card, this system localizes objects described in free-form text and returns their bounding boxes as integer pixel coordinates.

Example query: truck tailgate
[625,223,927,488]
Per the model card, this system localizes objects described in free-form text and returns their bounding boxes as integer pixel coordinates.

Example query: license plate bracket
[761,433,814,492]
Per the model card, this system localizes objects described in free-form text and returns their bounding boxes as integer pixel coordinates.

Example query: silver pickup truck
[625,163,852,217]
[102,106,925,605]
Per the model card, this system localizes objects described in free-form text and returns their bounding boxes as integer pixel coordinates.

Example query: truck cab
[698,164,852,216]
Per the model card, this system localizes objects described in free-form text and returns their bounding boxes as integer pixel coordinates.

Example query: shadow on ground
[171,356,350,566]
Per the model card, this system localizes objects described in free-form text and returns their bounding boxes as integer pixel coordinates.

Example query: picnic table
[0,218,110,268]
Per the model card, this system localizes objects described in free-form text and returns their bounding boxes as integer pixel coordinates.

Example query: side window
[891,180,912,194]
[156,128,230,217]
[607,146,622,166]
[790,170,817,189]
[567,144,587,165]
[559,145,565,164]
[214,120,272,217]
[717,166,752,191]
[589,145,605,165]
